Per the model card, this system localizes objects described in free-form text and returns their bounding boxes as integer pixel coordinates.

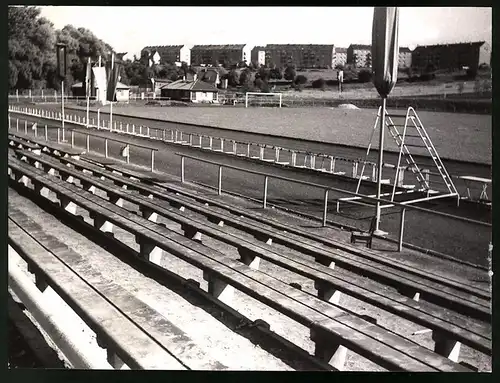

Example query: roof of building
[399,47,412,53]
[251,46,266,51]
[349,44,371,50]
[413,41,486,51]
[161,79,218,92]
[265,44,334,49]
[142,45,185,51]
[191,44,246,51]
[71,81,130,89]
[335,47,348,53]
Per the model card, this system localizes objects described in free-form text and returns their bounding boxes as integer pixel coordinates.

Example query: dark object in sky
[56,43,67,79]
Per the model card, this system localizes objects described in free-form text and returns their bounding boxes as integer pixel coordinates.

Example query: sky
[39,6,492,59]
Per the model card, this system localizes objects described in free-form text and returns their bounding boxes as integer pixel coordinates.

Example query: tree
[228,69,239,87]
[358,69,372,83]
[283,65,296,81]
[294,74,307,85]
[239,69,250,86]
[8,6,57,89]
[270,67,282,80]
[256,66,270,82]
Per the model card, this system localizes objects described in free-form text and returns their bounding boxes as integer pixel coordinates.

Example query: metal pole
[25,120,27,135]
[323,189,329,227]
[263,175,269,209]
[105,139,108,158]
[62,80,65,142]
[97,109,100,130]
[71,131,74,148]
[86,134,90,152]
[398,207,406,252]
[374,97,386,235]
[45,125,48,141]
[218,166,222,195]
[181,156,185,183]
[16,118,19,132]
[151,150,155,172]
[57,128,60,143]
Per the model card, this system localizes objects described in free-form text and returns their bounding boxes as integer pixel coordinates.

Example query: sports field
[69,104,492,165]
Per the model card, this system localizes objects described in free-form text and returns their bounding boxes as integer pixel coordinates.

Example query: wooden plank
[8,219,186,370]
[8,206,227,371]
[37,162,491,351]
[8,158,449,371]
[43,151,491,315]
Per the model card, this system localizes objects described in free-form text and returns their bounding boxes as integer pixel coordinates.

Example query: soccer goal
[245,92,282,108]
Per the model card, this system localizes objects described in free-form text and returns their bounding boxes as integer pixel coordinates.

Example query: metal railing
[177,152,490,252]
[8,104,492,203]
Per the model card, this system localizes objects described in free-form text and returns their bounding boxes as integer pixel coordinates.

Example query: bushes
[311,78,326,89]
[294,75,308,85]
[358,70,372,83]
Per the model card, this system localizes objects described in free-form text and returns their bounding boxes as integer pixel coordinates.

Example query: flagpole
[86,57,90,129]
[374,96,386,234]
[110,53,114,132]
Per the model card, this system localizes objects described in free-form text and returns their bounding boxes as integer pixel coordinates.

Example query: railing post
[86,134,90,152]
[189,134,193,146]
[71,130,75,148]
[45,125,48,141]
[162,129,166,141]
[8,115,11,130]
[263,175,269,209]
[132,124,136,134]
[220,138,224,152]
[398,207,406,252]
[57,128,60,143]
[209,136,213,150]
[16,118,19,132]
[105,138,108,158]
[247,143,250,157]
[218,166,223,195]
[147,126,150,137]
[126,123,129,134]
[323,189,329,227]
[181,156,185,183]
[151,150,155,172]
[140,126,143,135]
[259,146,264,160]
[25,120,28,135]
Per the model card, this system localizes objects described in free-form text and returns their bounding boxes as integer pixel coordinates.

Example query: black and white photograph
[7,5,492,372]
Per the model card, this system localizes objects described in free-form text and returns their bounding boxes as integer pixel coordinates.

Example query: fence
[177,152,491,253]
[8,104,492,204]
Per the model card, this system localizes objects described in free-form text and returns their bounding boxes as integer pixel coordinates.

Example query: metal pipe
[8,258,106,369]
[323,189,329,227]
[398,208,406,252]
[181,157,185,183]
[263,175,269,209]
[374,97,387,234]
[218,166,223,195]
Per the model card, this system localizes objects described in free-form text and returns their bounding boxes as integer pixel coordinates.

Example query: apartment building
[398,47,412,68]
[347,44,372,68]
[411,41,491,72]
[334,47,348,67]
[251,46,266,66]
[140,45,191,65]
[190,44,250,67]
[264,44,335,68]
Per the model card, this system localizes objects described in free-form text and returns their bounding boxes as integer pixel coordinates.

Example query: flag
[56,44,67,79]
[120,144,129,157]
[371,7,400,97]
[85,59,92,97]
[106,59,122,102]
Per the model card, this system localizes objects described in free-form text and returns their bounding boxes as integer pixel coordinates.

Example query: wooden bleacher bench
[102,163,173,184]
[8,154,475,371]
[8,208,190,370]
[13,149,492,361]
[19,148,490,322]
[10,131,83,158]
[80,153,117,166]
[9,136,41,153]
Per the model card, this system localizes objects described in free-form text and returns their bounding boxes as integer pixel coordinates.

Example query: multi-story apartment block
[264,44,335,69]
[190,44,251,67]
[251,46,266,66]
[398,47,412,68]
[141,45,191,65]
[347,44,372,68]
[411,41,491,72]
[334,47,348,67]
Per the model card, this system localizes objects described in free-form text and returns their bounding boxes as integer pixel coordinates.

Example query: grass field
[70,104,491,165]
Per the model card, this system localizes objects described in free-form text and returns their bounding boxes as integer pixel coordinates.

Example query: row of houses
[141,41,491,72]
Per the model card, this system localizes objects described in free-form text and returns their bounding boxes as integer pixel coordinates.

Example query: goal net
[245,92,282,108]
